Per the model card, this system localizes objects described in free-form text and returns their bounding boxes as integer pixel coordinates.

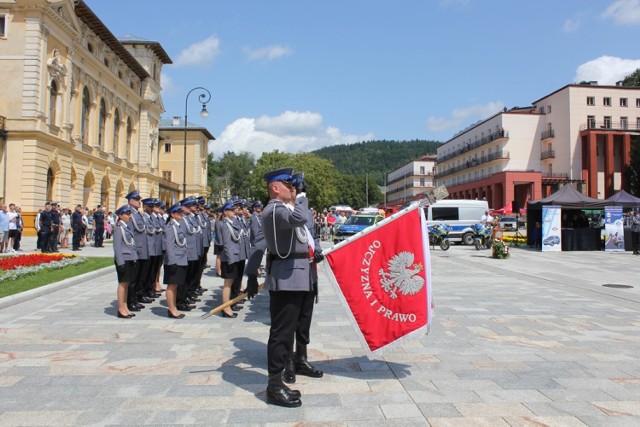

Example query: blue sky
[85,0,640,159]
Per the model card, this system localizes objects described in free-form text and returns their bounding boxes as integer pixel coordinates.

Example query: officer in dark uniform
[283,172,324,384]
[48,202,61,252]
[71,204,83,251]
[260,167,313,408]
[125,190,150,312]
[39,202,53,252]
[93,205,106,247]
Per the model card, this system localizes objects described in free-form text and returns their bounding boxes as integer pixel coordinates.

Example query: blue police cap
[141,198,156,206]
[159,201,166,209]
[115,205,132,216]
[291,172,304,185]
[167,203,183,214]
[196,196,206,204]
[263,167,294,183]
[204,204,211,210]
[125,190,141,200]
[180,196,197,207]
[251,200,263,209]
[222,201,237,211]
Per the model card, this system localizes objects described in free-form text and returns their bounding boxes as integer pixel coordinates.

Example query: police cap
[263,167,294,183]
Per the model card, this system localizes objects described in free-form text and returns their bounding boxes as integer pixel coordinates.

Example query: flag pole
[323,200,429,257]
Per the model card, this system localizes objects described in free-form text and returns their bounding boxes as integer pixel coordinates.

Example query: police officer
[164,203,188,319]
[48,202,61,252]
[283,172,324,384]
[113,205,138,319]
[141,198,161,300]
[71,204,83,251]
[218,200,245,318]
[185,197,204,301]
[177,197,200,311]
[152,200,166,293]
[244,200,265,300]
[125,190,150,312]
[261,167,312,408]
[230,199,250,302]
[93,205,106,248]
[39,202,53,252]
[195,196,210,293]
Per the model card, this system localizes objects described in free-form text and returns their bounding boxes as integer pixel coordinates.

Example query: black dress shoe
[231,305,242,312]
[135,303,145,309]
[139,296,153,304]
[221,311,238,318]
[176,304,192,311]
[168,311,185,319]
[127,304,141,312]
[117,312,134,318]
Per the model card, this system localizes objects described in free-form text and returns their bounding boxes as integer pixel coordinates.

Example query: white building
[386,155,436,204]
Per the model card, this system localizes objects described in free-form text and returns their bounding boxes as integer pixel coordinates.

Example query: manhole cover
[602,284,634,289]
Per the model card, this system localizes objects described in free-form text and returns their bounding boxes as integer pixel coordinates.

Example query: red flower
[0,254,66,271]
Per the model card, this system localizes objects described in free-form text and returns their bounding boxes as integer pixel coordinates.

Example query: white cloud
[244,44,292,61]
[574,56,640,84]
[426,101,505,133]
[210,111,374,159]
[603,0,640,25]
[160,72,177,96]
[174,36,221,68]
[563,17,582,32]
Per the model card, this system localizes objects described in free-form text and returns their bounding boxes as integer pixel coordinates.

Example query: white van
[423,199,489,245]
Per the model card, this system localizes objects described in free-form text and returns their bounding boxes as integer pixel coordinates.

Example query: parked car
[543,235,560,246]
[333,214,384,244]
[498,216,518,230]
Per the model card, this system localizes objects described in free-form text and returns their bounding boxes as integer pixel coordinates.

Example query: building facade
[435,84,640,209]
[0,0,196,234]
[159,117,214,204]
[385,155,436,205]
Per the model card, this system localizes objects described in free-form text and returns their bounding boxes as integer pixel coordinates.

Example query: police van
[423,199,489,245]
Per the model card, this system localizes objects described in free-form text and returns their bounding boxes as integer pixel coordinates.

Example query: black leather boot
[295,344,323,378]
[283,354,296,384]
[266,371,301,407]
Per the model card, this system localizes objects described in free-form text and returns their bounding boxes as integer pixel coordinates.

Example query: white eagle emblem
[378,251,425,299]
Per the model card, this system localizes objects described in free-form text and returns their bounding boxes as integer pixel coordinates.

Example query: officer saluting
[260,167,313,408]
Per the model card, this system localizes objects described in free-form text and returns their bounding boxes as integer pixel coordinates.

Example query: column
[587,133,598,198]
[604,133,614,198]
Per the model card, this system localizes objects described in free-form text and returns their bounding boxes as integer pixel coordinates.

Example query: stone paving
[1,239,640,426]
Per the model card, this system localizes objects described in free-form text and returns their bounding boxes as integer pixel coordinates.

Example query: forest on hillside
[312,139,441,186]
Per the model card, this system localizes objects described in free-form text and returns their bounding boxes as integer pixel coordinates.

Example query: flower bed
[0,253,87,283]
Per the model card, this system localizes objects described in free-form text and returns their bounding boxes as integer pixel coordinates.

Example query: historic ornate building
[0,0,173,232]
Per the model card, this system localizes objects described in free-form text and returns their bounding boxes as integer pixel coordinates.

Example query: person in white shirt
[480,210,494,225]
[7,203,18,253]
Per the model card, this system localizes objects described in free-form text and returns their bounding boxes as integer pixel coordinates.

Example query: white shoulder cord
[183,216,197,235]
[225,218,241,242]
[143,212,155,235]
[272,202,295,259]
[120,223,136,248]
[171,219,187,248]
[130,209,145,233]
[197,213,207,228]
[189,214,202,234]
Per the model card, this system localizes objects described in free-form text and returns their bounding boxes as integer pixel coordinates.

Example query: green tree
[622,69,640,86]
[207,151,255,204]
[624,135,640,196]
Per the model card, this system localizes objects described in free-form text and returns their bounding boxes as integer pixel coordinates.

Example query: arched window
[81,87,90,144]
[98,98,106,148]
[49,80,58,126]
[126,118,132,160]
[113,109,120,157]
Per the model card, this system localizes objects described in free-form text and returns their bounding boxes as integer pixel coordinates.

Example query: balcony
[435,151,510,179]
[541,129,555,140]
[437,130,509,163]
[541,150,555,160]
[580,121,640,132]
[159,177,180,191]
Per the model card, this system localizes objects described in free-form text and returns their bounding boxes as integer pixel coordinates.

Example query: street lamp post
[183,87,211,199]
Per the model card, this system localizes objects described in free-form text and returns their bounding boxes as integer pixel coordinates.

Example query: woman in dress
[164,203,188,319]
[113,205,138,318]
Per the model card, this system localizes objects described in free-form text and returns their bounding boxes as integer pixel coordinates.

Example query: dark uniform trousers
[295,264,318,346]
[39,230,50,252]
[230,260,246,298]
[195,248,208,288]
[47,227,59,252]
[135,258,152,298]
[94,226,104,247]
[268,290,314,375]
[72,226,82,250]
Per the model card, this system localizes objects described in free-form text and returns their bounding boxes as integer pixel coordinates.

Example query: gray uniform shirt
[142,211,160,257]
[180,216,200,262]
[245,211,266,276]
[113,222,138,266]
[164,219,188,266]
[219,216,245,264]
[127,206,149,260]
[262,196,311,292]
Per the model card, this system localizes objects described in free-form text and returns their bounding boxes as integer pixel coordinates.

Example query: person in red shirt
[326,213,336,240]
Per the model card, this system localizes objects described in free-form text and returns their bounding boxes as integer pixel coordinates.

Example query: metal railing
[435,151,510,179]
[437,130,509,163]
[541,129,555,140]
[580,121,640,132]
[541,150,555,160]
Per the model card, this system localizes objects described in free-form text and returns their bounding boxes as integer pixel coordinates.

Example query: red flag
[325,206,432,354]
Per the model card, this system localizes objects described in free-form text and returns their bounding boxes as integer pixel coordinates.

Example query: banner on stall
[604,206,624,252]
[542,205,562,252]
